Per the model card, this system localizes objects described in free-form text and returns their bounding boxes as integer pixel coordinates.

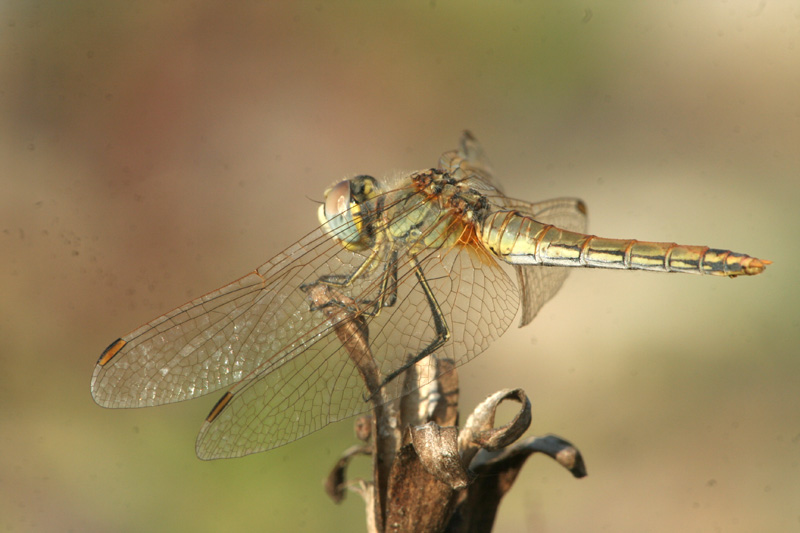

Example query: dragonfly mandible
[91,132,768,459]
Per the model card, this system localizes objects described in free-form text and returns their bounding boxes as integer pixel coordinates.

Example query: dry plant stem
[385,425,464,532]
[307,283,398,531]
[315,281,587,532]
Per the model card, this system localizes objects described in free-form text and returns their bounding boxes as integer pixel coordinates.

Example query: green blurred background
[1,2,797,531]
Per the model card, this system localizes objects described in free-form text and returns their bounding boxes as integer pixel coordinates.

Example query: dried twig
[313,282,586,532]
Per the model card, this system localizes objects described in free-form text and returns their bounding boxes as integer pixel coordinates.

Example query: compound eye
[324,180,352,221]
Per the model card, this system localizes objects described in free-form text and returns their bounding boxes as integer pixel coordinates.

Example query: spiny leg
[302,247,399,318]
[370,257,451,398]
[375,249,399,312]
[302,245,380,290]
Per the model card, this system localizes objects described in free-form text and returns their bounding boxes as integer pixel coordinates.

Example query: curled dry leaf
[458,388,532,467]
[323,444,371,504]
[448,435,587,531]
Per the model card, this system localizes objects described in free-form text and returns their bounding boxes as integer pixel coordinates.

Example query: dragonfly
[91,132,768,460]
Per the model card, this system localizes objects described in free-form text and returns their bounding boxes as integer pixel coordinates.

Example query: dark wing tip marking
[576,200,588,215]
[205,391,234,423]
[97,338,126,366]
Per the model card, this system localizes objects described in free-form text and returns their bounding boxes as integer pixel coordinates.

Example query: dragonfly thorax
[377,169,496,264]
[408,169,491,231]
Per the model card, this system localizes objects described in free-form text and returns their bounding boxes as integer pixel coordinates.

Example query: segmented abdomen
[481,210,768,276]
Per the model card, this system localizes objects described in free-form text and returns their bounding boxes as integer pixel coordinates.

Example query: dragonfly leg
[369,257,451,397]
[300,246,379,312]
[359,249,398,317]
[302,246,380,290]
[302,246,399,318]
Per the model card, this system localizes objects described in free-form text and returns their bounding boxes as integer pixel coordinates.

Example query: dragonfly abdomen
[482,210,768,277]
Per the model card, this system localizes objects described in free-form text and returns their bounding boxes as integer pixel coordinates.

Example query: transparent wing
[500,196,588,233]
[90,225,376,409]
[92,180,519,458]
[500,197,589,326]
[439,131,588,326]
[439,130,505,193]
[195,239,518,459]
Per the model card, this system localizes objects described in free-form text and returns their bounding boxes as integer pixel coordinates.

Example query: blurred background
[1,2,798,531]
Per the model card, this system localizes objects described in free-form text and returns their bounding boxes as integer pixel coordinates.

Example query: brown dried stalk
[310,282,586,532]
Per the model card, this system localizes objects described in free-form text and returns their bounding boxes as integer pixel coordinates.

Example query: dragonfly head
[319,175,382,251]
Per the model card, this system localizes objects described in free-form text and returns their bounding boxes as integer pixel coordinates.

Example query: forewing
[90,225,376,409]
[195,311,374,458]
[439,130,504,193]
[196,222,520,458]
[93,133,533,457]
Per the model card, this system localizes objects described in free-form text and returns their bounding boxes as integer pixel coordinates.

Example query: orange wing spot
[206,392,234,423]
[97,338,126,366]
